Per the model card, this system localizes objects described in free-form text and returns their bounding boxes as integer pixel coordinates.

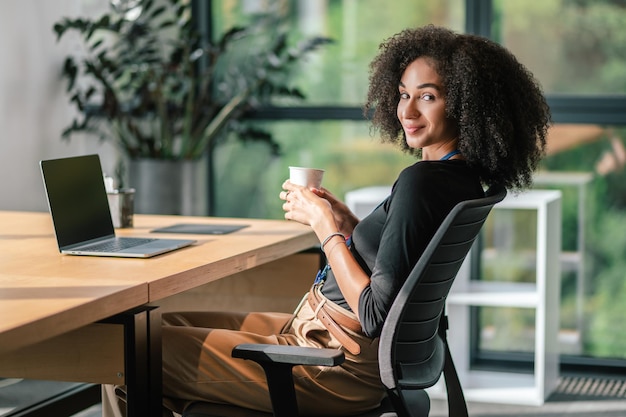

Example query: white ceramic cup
[289,166,325,188]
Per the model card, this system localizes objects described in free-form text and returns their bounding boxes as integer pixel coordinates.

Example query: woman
[103,25,550,417]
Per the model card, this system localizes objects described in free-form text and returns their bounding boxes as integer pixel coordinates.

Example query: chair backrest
[378,185,506,411]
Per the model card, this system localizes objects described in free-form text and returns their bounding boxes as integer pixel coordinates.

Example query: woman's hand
[280,180,333,230]
[280,181,360,237]
[311,187,360,236]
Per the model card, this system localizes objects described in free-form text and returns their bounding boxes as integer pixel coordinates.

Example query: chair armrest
[229,344,344,416]
[232,344,345,367]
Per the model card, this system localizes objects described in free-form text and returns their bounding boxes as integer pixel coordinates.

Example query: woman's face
[397,57,458,158]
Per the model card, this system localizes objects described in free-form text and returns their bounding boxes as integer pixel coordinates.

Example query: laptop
[40,154,195,258]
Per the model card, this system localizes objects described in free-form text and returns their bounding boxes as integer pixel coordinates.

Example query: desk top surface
[0,211,317,354]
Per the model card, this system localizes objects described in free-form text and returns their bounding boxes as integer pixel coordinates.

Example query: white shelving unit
[533,171,592,353]
[344,185,390,219]
[430,189,562,405]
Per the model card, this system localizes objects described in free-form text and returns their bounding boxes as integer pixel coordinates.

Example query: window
[470,0,626,371]
[202,0,626,370]
[494,0,626,95]
[212,121,415,217]
[208,0,464,217]
[211,0,464,106]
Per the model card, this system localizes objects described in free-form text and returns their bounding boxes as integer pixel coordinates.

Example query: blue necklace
[440,150,461,160]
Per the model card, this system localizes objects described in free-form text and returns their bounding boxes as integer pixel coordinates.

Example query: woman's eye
[399,92,409,99]
[421,93,435,101]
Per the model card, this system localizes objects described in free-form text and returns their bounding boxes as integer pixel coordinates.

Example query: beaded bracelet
[320,232,344,252]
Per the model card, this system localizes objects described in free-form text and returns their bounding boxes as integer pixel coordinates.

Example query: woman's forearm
[322,239,370,318]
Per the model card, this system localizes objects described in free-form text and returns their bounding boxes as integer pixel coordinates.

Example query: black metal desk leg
[148,307,163,416]
[109,306,162,417]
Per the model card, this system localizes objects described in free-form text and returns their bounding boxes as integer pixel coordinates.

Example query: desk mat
[151,223,249,235]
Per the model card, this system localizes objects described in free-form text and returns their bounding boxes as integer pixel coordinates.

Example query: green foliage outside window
[211,0,626,361]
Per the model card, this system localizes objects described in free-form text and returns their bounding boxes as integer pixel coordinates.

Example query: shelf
[534,171,593,186]
[495,189,561,209]
[344,186,390,219]
[428,371,550,406]
[481,249,581,272]
[448,281,538,308]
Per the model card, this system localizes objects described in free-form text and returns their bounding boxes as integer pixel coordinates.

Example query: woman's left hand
[280,180,333,229]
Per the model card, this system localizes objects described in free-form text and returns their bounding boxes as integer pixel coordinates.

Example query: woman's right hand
[311,187,360,236]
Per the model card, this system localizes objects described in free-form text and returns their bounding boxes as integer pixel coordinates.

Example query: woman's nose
[401,101,420,119]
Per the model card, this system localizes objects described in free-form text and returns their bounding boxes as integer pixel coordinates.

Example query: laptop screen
[41,154,115,248]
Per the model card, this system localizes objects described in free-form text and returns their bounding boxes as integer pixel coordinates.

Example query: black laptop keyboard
[84,237,158,252]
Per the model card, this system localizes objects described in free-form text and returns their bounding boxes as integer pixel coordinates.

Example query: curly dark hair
[364,25,551,190]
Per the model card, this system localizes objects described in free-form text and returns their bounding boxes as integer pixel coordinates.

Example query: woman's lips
[404,125,423,134]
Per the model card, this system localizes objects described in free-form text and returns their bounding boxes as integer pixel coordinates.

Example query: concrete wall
[0,0,117,213]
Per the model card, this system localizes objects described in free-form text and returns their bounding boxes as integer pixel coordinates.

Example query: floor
[71,405,102,417]
[71,400,626,417]
[429,375,626,417]
[3,376,626,417]
[0,379,99,417]
[76,376,626,416]
[430,399,626,417]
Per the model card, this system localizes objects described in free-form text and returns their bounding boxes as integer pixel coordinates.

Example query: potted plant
[53,0,331,215]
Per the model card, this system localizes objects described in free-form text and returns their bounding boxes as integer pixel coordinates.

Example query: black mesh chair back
[379,184,506,416]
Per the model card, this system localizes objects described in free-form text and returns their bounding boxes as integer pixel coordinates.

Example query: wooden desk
[0,211,318,416]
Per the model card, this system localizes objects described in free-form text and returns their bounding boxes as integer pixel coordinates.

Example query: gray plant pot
[128,158,208,216]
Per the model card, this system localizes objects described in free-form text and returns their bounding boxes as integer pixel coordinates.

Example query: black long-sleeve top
[320,160,484,338]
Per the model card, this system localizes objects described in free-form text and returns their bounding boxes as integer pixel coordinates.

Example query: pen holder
[107,188,135,228]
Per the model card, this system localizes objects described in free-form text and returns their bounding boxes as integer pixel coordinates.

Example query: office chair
[183,184,507,417]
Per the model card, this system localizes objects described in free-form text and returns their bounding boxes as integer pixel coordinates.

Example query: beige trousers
[102,292,384,416]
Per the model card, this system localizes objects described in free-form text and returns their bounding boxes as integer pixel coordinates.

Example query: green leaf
[90,39,104,51]
[158,19,176,29]
[62,58,78,91]
[149,5,166,19]
[53,23,66,40]
[52,0,331,160]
